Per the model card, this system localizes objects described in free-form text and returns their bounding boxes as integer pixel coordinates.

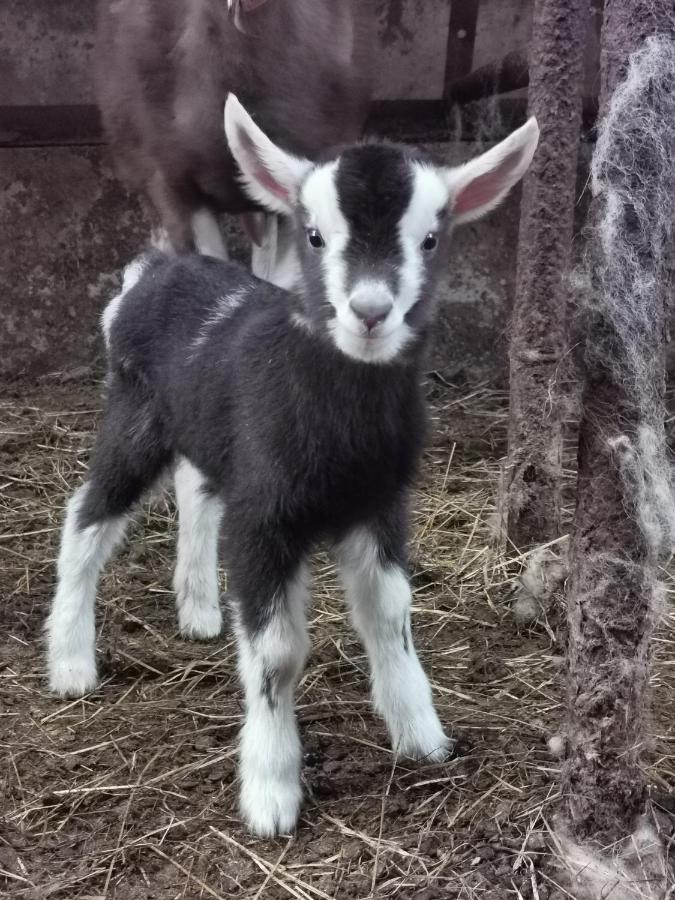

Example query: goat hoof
[178,603,223,640]
[395,714,453,763]
[240,774,302,838]
[48,655,98,698]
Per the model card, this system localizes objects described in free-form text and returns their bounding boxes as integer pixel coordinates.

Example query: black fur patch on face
[335,144,414,291]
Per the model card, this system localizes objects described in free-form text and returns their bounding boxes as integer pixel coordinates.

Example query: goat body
[47,95,539,836]
[96,0,373,282]
[89,252,425,627]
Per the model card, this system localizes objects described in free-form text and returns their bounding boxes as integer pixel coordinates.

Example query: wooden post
[502,0,587,548]
[562,0,675,846]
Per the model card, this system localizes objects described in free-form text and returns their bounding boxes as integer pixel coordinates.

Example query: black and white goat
[96,0,373,288]
[46,95,539,836]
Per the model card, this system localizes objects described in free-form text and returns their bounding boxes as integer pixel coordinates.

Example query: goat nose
[349,297,393,331]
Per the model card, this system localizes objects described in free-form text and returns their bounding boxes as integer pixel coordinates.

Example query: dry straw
[2,375,674,898]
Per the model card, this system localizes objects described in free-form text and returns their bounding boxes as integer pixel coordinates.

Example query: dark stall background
[0,0,607,384]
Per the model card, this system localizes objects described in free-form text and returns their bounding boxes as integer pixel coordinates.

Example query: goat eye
[307,228,325,249]
[421,232,438,252]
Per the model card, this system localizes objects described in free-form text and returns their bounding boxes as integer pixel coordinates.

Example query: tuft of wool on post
[586,33,675,558]
[579,33,675,561]
[556,34,675,900]
[556,817,669,900]
[511,542,568,625]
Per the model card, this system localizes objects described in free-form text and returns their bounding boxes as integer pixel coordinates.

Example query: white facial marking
[191,209,228,260]
[329,278,413,363]
[189,287,249,357]
[302,164,410,363]
[47,485,129,697]
[236,567,310,837]
[301,160,449,364]
[173,458,224,640]
[397,163,450,313]
[338,528,450,761]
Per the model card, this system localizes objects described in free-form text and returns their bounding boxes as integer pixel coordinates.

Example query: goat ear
[224,93,313,215]
[443,117,539,224]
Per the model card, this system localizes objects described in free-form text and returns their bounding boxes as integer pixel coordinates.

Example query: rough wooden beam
[447,49,529,103]
[501,0,587,549]
[444,0,480,94]
[562,0,675,847]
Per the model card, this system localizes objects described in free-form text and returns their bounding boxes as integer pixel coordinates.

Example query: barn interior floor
[2,375,674,899]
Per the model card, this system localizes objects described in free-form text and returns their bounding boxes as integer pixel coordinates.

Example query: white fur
[173,458,224,639]
[189,288,249,356]
[225,95,538,363]
[444,116,540,223]
[224,94,313,216]
[236,567,311,837]
[46,485,128,696]
[338,529,450,761]
[250,212,278,282]
[191,209,229,260]
[330,277,414,362]
[548,734,565,757]
[398,163,448,312]
[327,309,414,363]
[101,256,149,348]
[302,167,417,363]
[556,819,666,900]
[302,162,449,364]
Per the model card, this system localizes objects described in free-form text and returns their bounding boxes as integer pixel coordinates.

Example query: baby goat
[46,96,539,837]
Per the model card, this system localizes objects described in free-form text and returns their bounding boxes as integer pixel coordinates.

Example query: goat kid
[46,95,539,837]
[96,0,373,289]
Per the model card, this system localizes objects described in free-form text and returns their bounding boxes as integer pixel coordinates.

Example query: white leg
[235,567,310,837]
[191,209,228,260]
[338,528,450,762]
[252,215,302,291]
[46,485,128,697]
[173,458,224,640]
[250,213,278,283]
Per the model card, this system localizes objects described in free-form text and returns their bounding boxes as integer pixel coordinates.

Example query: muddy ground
[2,375,674,899]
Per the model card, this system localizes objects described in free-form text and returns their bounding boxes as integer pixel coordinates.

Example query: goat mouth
[349,325,385,341]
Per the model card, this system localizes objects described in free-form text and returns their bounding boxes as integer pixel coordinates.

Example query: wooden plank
[448,50,530,103]
[0,105,103,147]
[444,0,480,95]
[0,98,598,150]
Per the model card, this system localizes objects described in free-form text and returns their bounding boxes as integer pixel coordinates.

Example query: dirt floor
[2,374,674,899]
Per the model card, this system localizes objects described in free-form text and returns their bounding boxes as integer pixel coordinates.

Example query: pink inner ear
[452,149,523,215]
[252,162,290,201]
[236,125,289,202]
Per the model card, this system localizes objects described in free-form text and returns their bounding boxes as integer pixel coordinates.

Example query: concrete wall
[1,147,145,377]
[0,0,603,107]
[0,0,608,384]
[1,0,455,107]
[0,1,95,105]
[373,0,452,100]
[0,139,530,383]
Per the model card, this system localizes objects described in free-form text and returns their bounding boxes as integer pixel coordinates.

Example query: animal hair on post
[557,33,675,899]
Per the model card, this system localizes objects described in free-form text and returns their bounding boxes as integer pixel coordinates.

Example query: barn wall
[0,140,543,383]
[1,0,606,384]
